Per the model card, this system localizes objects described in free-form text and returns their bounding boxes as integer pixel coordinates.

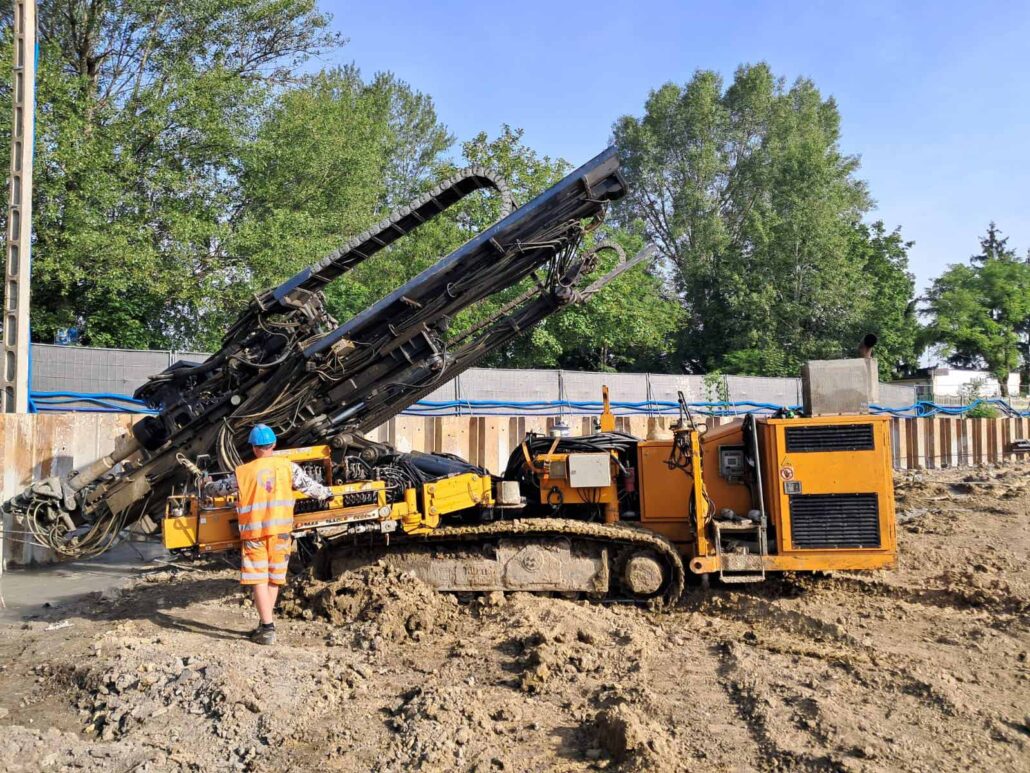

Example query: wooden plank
[438,417,470,458]
[894,418,907,470]
[927,418,941,470]
[391,416,422,453]
[902,419,916,469]
[481,417,509,475]
[973,419,988,465]
[646,417,669,440]
[3,415,39,564]
[523,417,548,439]
[951,420,968,469]
[507,417,523,457]
[941,419,955,468]
[468,417,482,468]
[915,418,929,469]
[991,418,1004,464]
[626,416,648,439]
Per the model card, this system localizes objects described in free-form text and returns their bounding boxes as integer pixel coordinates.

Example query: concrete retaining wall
[2,413,1028,566]
[29,344,920,411]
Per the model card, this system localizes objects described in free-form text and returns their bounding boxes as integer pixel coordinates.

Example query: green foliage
[3,15,926,386]
[433,128,681,372]
[8,7,677,373]
[227,66,449,341]
[963,403,1000,419]
[701,371,728,403]
[923,223,1030,397]
[0,0,340,348]
[612,63,919,378]
[959,379,1000,418]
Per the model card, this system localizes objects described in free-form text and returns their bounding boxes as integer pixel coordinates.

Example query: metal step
[714,516,768,583]
[719,573,767,584]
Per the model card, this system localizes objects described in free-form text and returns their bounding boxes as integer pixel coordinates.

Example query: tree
[923,224,1030,397]
[0,0,340,348]
[450,128,682,372]
[6,14,802,377]
[227,66,450,336]
[845,221,920,377]
[612,63,918,378]
[971,221,1016,264]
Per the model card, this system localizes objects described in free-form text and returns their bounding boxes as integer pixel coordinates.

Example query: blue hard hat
[248,424,277,447]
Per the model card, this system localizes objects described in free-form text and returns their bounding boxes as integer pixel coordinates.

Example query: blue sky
[320,0,1030,294]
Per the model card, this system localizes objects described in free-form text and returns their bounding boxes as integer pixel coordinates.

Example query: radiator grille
[789,493,881,549]
[785,424,875,453]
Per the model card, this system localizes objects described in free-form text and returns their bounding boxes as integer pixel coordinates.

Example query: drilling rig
[5,148,897,604]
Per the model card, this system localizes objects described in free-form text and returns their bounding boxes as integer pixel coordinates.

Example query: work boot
[250,623,276,645]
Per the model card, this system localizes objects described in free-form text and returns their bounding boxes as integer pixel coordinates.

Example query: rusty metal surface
[0,413,133,564]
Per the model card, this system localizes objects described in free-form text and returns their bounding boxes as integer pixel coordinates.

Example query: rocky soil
[0,461,1027,772]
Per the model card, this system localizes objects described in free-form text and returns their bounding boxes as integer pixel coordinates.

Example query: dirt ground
[0,461,1027,772]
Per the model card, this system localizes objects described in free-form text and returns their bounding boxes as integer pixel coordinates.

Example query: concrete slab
[0,540,169,621]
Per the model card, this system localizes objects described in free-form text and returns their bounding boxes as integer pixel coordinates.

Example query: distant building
[895,367,1020,402]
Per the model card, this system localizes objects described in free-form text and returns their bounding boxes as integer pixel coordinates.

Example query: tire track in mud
[714,639,840,771]
[796,573,1030,622]
[691,580,1028,770]
[695,590,973,718]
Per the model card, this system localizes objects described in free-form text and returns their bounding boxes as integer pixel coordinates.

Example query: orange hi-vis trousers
[241,534,292,586]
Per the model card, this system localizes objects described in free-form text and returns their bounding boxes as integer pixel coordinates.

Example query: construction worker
[204,424,332,645]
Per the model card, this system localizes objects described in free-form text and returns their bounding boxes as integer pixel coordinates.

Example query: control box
[567,453,612,488]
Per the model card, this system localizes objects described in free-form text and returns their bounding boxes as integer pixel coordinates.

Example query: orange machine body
[633,415,897,576]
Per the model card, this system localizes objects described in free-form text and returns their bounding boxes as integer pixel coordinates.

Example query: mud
[0,461,1027,771]
[278,563,460,645]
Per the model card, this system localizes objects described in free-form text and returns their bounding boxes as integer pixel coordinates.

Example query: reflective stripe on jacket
[234,457,295,538]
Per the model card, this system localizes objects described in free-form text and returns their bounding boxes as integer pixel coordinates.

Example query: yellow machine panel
[756,415,896,571]
[163,479,389,553]
[411,473,495,532]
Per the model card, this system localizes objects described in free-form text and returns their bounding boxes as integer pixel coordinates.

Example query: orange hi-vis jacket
[234,456,296,539]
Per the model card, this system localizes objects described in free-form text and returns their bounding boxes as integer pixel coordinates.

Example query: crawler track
[326,517,686,606]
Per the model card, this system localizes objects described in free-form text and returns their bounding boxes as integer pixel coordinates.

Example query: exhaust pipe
[858,333,878,359]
